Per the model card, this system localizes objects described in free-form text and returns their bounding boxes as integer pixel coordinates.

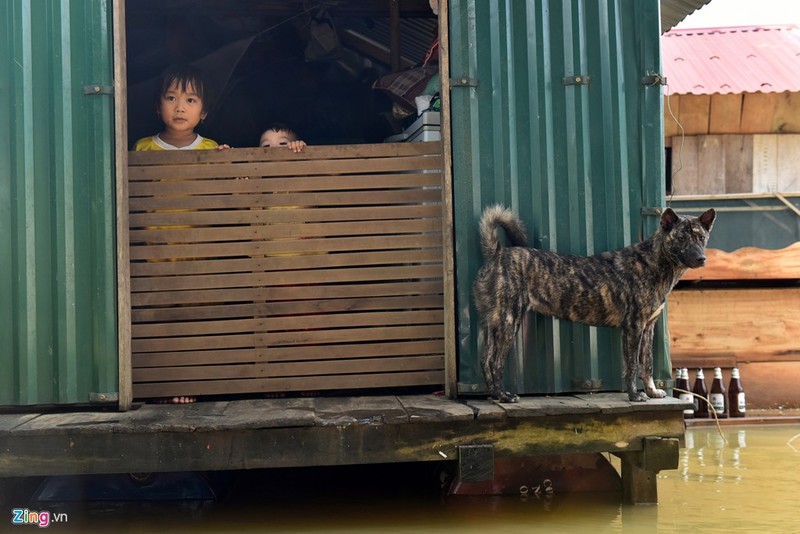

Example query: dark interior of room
[125,0,440,149]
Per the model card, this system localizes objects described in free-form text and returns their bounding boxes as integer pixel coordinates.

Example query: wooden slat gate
[128,142,445,400]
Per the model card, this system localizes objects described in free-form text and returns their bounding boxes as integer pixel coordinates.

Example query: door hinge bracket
[83,84,114,96]
[642,72,667,86]
[450,77,479,88]
[641,207,664,217]
[89,392,119,403]
[563,75,591,86]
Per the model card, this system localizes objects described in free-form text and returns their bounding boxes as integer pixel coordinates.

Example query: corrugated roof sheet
[662,24,800,94]
[660,0,712,33]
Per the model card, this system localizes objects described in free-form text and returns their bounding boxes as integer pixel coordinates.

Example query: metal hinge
[83,84,114,95]
[450,77,479,88]
[641,207,665,217]
[563,75,591,86]
[89,392,119,403]
[642,72,667,86]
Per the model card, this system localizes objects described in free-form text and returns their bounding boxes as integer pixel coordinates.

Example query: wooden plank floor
[0,394,687,479]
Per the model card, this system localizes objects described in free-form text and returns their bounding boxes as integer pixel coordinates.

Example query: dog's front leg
[622,325,648,402]
[639,319,666,399]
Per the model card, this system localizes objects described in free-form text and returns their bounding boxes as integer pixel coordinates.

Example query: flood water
[6,424,800,533]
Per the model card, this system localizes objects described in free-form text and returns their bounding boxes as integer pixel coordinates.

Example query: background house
[662,25,800,197]
[661,24,800,409]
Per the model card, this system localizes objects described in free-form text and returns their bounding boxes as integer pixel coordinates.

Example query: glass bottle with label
[692,368,709,418]
[728,367,746,417]
[678,368,694,418]
[709,367,728,418]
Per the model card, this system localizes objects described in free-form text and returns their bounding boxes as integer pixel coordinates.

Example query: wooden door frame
[438,0,457,399]
[112,0,457,407]
[113,0,133,411]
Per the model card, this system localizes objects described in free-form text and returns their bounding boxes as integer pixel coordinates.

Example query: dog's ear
[698,208,716,232]
[660,208,679,232]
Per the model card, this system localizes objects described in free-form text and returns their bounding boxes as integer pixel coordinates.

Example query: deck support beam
[615,436,680,504]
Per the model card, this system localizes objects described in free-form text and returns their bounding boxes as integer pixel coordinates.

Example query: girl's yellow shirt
[134,134,218,151]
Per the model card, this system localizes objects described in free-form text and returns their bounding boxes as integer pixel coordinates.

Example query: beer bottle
[678,368,694,418]
[673,369,681,399]
[692,368,709,418]
[709,367,728,418]
[728,367,746,417]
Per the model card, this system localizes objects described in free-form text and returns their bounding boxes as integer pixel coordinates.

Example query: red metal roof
[661,25,800,95]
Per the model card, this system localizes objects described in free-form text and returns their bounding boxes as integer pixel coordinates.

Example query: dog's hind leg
[622,325,648,402]
[481,320,520,403]
[639,319,666,398]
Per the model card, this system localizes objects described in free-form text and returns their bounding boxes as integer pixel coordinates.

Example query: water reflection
[6,425,800,533]
[658,425,800,532]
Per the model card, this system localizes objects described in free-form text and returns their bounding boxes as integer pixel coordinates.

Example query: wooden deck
[0,393,688,504]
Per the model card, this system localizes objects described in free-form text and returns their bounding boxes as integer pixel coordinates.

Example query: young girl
[135,64,221,404]
[134,64,220,151]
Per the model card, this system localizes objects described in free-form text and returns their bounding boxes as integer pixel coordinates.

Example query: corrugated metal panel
[662,25,800,95]
[449,0,669,396]
[0,0,118,406]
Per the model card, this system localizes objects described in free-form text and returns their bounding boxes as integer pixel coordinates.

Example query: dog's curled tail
[478,204,529,260]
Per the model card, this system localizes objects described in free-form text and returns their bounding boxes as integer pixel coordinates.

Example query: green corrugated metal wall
[449,0,669,395]
[0,0,118,406]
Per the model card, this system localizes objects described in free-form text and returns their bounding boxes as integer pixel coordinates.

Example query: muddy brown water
[8,424,800,533]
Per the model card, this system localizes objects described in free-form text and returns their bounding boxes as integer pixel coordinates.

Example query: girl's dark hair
[157,64,211,111]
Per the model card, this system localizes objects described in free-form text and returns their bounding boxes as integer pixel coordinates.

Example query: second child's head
[259,123,306,153]
[156,64,210,137]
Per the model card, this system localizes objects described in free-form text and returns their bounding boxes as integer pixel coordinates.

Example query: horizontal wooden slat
[128,187,442,212]
[130,218,442,244]
[681,243,800,281]
[133,340,445,367]
[129,204,442,227]
[133,355,444,382]
[258,324,443,347]
[131,249,443,277]
[133,265,442,292]
[130,235,442,261]
[131,281,443,307]
[132,295,444,323]
[132,371,445,399]
[668,287,800,362]
[129,172,442,196]
[128,155,443,181]
[133,310,444,338]
[128,142,441,167]
[133,324,442,354]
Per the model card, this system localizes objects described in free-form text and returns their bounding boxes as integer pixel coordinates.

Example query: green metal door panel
[0,0,118,406]
[450,0,668,396]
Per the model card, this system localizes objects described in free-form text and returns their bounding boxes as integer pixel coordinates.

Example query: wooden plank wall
[664,91,800,195]
[127,142,445,400]
[664,92,800,141]
[669,134,800,195]
[668,244,800,369]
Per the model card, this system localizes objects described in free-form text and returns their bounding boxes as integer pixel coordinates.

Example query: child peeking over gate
[258,122,307,153]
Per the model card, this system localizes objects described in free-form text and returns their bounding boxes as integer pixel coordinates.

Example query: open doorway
[121,0,448,403]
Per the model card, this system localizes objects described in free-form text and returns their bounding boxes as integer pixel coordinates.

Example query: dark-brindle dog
[473,205,716,403]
